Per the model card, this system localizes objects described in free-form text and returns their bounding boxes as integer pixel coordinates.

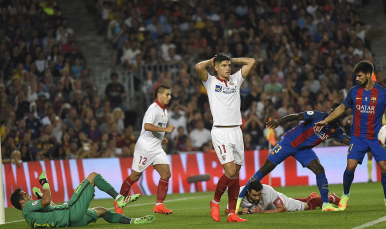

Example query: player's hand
[165,125,175,133]
[39,171,50,190]
[161,138,168,145]
[251,206,263,214]
[314,120,328,132]
[210,56,216,67]
[32,187,43,199]
[241,208,249,215]
[266,119,280,129]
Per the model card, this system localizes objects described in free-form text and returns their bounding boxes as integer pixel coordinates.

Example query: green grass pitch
[3,183,386,228]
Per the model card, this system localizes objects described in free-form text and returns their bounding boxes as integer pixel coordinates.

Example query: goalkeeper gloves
[32,187,43,199]
[39,171,50,190]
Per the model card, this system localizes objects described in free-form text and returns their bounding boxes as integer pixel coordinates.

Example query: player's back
[344,84,386,139]
[202,69,244,126]
[135,102,168,152]
[282,111,345,150]
[23,201,70,228]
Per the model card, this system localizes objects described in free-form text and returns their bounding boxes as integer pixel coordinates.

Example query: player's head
[154,85,171,105]
[353,60,374,86]
[110,72,119,83]
[214,53,231,78]
[247,180,264,204]
[10,188,32,210]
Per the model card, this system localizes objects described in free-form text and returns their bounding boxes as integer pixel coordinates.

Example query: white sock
[115,194,122,201]
[212,200,220,204]
[156,203,163,206]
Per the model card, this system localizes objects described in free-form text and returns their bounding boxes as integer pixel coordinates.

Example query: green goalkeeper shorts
[68,179,98,226]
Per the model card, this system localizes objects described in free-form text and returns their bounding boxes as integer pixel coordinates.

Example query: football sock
[381,173,386,199]
[227,177,240,214]
[367,160,373,180]
[213,174,231,202]
[238,170,264,199]
[294,198,308,202]
[307,197,323,210]
[316,173,329,203]
[343,169,355,196]
[120,176,135,196]
[156,178,169,204]
[103,210,131,224]
[94,174,118,199]
[328,195,335,203]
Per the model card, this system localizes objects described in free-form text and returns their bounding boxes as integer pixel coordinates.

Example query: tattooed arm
[231,57,256,78]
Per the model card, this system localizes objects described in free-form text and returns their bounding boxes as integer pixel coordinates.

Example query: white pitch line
[352,216,386,229]
[5,194,213,224]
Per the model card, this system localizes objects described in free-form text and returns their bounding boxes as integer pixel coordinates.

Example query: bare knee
[346,160,359,172]
[87,172,99,186]
[93,206,108,218]
[160,171,171,180]
[224,167,236,178]
[129,171,142,182]
[307,160,325,175]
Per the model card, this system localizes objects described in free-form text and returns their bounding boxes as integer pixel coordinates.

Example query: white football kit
[132,101,169,173]
[202,69,245,165]
[237,185,305,212]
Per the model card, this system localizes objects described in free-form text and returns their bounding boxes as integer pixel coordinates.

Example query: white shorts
[285,198,305,212]
[211,126,244,166]
[131,149,170,173]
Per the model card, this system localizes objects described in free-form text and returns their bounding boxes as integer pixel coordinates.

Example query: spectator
[174,126,187,151]
[244,133,256,151]
[85,119,101,142]
[180,138,198,152]
[189,119,211,149]
[104,72,126,110]
[112,107,125,135]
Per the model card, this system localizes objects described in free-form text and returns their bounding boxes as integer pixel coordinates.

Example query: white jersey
[202,69,244,126]
[239,185,305,212]
[135,101,168,153]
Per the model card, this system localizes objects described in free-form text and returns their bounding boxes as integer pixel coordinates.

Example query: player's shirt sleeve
[230,69,245,84]
[334,127,348,142]
[342,87,354,108]
[23,200,44,213]
[144,107,158,125]
[264,185,281,207]
[303,111,324,121]
[202,72,214,89]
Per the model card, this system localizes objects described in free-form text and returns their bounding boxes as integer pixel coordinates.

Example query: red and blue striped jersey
[282,111,347,150]
[343,84,386,139]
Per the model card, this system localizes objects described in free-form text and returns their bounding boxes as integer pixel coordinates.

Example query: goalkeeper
[10,171,155,227]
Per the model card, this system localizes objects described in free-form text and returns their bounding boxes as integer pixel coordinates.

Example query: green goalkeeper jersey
[22,199,70,228]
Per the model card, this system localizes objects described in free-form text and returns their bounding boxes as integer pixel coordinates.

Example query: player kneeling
[11,171,155,228]
[227,181,340,214]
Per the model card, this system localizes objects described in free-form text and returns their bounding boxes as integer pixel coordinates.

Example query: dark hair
[353,60,374,76]
[110,72,118,79]
[214,53,231,65]
[154,85,170,99]
[248,180,263,193]
[10,188,23,210]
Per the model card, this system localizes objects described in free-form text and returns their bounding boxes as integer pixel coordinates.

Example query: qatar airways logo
[313,128,330,140]
[356,105,375,114]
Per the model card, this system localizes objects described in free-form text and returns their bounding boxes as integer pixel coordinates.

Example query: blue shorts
[267,140,319,167]
[347,135,386,164]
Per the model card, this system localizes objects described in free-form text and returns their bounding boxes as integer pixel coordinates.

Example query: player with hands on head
[315,60,386,210]
[196,53,256,222]
[237,103,351,213]
[11,171,153,228]
[117,85,175,215]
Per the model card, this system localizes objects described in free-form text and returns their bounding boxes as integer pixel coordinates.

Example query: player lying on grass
[228,181,340,214]
[10,171,155,228]
[237,103,350,212]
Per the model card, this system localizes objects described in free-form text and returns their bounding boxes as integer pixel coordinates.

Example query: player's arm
[341,137,351,146]
[231,57,256,78]
[225,206,249,215]
[266,113,304,129]
[144,123,175,133]
[195,57,215,81]
[315,104,347,132]
[253,198,287,214]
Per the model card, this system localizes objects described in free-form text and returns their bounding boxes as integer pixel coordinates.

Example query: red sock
[156,178,169,204]
[213,174,231,202]
[306,197,323,210]
[227,177,240,214]
[294,198,308,202]
[120,176,135,196]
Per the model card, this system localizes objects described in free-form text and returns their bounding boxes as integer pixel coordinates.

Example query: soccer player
[315,60,386,210]
[228,181,340,215]
[117,85,175,214]
[237,103,351,212]
[195,53,256,222]
[10,171,154,228]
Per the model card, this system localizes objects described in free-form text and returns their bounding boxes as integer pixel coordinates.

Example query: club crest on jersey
[371,97,377,103]
[158,122,162,127]
[330,129,336,134]
[215,85,222,92]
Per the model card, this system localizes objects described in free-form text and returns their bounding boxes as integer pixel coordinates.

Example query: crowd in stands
[2,0,385,164]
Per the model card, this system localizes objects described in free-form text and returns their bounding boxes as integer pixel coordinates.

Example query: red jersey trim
[155,100,168,110]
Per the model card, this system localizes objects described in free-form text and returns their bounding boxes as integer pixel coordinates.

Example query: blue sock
[316,173,329,203]
[381,173,386,199]
[238,171,264,198]
[343,169,355,196]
